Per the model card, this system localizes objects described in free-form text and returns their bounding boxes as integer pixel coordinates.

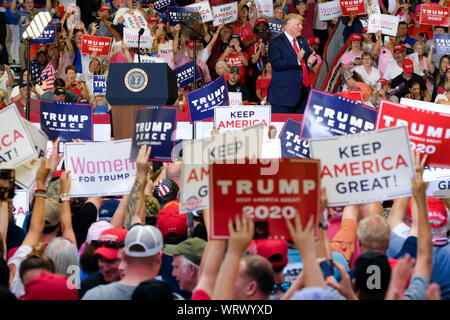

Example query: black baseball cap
[54,88,66,95]
[229,66,240,74]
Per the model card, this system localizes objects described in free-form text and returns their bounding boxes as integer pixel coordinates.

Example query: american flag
[156,179,173,198]
[30,60,56,91]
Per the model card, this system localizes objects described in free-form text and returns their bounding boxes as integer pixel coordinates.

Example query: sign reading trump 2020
[175,62,202,89]
[300,89,378,139]
[64,139,136,197]
[420,4,449,27]
[376,99,450,168]
[81,35,112,57]
[186,75,229,123]
[0,105,38,169]
[279,118,310,158]
[40,100,93,142]
[209,158,321,240]
[130,106,177,162]
[309,126,415,207]
[339,0,366,16]
[214,105,270,132]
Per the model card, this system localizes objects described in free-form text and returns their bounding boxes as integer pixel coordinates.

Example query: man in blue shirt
[397,22,416,49]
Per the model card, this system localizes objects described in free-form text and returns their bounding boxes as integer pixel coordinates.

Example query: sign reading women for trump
[40,100,93,142]
[377,99,450,168]
[309,126,415,207]
[123,28,153,48]
[186,1,214,22]
[212,2,238,26]
[301,89,377,139]
[130,106,177,162]
[339,0,366,16]
[279,118,310,158]
[30,24,56,45]
[214,105,271,132]
[175,62,202,88]
[367,14,400,37]
[434,34,450,54]
[64,139,136,197]
[420,4,449,27]
[209,158,321,240]
[0,105,37,169]
[318,1,342,21]
[81,35,112,57]
[187,75,229,123]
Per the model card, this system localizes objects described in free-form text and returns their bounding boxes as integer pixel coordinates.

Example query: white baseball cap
[125,225,164,258]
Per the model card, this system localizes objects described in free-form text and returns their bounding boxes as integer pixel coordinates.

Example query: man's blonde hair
[282,14,304,30]
[358,215,391,252]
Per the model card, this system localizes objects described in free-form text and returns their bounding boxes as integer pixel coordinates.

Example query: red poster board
[376,99,450,168]
[420,4,449,27]
[209,158,321,240]
[336,90,363,103]
[81,35,112,57]
[339,0,366,16]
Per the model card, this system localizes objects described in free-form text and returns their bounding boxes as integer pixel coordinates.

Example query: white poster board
[212,2,238,27]
[186,1,214,22]
[318,1,343,21]
[367,14,400,37]
[214,105,271,133]
[123,28,153,48]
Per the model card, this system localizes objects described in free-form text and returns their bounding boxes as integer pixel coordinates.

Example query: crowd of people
[0,0,449,302]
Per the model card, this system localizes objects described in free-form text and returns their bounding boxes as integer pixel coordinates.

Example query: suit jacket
[267,33,312,107]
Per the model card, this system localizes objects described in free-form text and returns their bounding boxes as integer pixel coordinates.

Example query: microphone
[137,28,145,63]
[138,28,145,36]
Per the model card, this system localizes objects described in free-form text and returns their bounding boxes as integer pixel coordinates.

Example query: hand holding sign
[60,170,71,195]
[412,151,428,199]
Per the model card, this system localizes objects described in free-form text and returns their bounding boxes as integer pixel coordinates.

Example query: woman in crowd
[65,65,90,101]
[218,34,249,84]
[427,45,450,100]
[436,65,450,96]
[214,61,230,81]
[373,31,397,76]
[339,33,363,73]
[151,23,178,70]
[232,0,257,49]
[255,61,272,104]
[405,81,426,101]
[361,28,376,52]
[353,52,381,87]
[343,71,373,102]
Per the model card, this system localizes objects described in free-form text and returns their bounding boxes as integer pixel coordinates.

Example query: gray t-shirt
[404,274,428,300]
[82,281,136,300]
[41,89,80,102]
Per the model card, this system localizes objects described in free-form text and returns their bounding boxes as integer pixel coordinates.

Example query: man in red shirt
[408,12,433,42]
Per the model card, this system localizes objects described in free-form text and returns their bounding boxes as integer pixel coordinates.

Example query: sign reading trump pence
[130,106,177,162]
[309,126,415,207]
[64,139,136,197]
[209,158,321,240]
[279,118,310,159]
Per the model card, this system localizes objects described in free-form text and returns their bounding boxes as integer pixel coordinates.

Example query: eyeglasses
[91,240,124,249]
[271,282,291,295]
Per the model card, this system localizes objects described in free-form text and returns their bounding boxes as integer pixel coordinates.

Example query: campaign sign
[300,89,378,139]
[186,75,229,123]
[12,189,29,229]
[268,18,283,36]
[318,1,342,21]
[180,124,264,213]
[376,99,450,168]
[423,167,450,198]
[420,4,449,27]
[214,105,271,132]
[123,28,153,48]
[336,90,363,103]
[93,75,107,95]
[254,0,274,17]
[209,158,321,240]
[367,14,400,37]
[130,106,177,162]
[364,0,380,15]
[434,33,450,55]
[168,6,196,26]
[133,55,166,63]
[64,139,136,197]
[212,1,238,27]
[279,118,310,159]
[175,62,202,89]
[339,0,366,16]
[154,0,176,12]
[309,126,415,207]
[81,35,112,57]
[40,100,93,142]
[0,105,37,169]
[123,10,148,29]
[186,1,214,23]
[30,24,56,45]
[228,92,242,105]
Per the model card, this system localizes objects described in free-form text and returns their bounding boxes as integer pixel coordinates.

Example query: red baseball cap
[377,78,388,85]
[308,37,320,46]
[93,228,128,260]
[402,58,414,73]
[156,23,166,29]
[157,201,188,239]
[99,5,111,12]
[148,16,158,23]
[394,44,405,52]
[405,197,448,229]
[349,33,362,42]
[21,271,78,300]
[187,40,202,49]
[362,27,368,33]
[255,17,268,25]
[248,239,288,268]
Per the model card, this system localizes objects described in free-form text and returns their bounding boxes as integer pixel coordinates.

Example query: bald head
[166,161,183,189]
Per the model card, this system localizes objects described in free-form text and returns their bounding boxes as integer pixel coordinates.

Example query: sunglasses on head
[91,240,124,249]
[271,282,291,295]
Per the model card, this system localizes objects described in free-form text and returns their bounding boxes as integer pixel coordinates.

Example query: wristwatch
[319,221,328,230]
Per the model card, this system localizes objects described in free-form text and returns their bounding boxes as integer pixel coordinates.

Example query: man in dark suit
[267,14,318,114]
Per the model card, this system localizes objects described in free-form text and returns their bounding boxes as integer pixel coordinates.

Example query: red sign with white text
[376,99,450,168]
[420,4,449,27]
[339,0,366,16]
[337,90,363,103]
[81,35,112,57]
[209,158,321,240]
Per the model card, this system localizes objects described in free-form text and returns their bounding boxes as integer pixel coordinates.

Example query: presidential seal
[124,68,148,92]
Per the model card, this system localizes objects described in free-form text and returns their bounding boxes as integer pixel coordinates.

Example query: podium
[106,63,178,139]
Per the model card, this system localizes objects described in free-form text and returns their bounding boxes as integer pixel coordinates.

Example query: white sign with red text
[318,1,342,21]
[212,2,238,27]
[123,28,153,48]
[367,14,400,37]
[186,1,214,22]
[214,105,271,133]
[254,0,274,17]
[13,189,29,229]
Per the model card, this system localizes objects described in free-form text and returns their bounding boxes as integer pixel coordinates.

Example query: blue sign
[154,0,176,12]
[31,24,57,45]
[186,75,229,123]
[40,100,93,142]
[300,89,378,139]
[93,75,107,95]
[167,6,195,26]
[279,118,310,158]
[175,61,202,89]
[131,106,177,162]
[434,33,450,55]
[268,19,283,37]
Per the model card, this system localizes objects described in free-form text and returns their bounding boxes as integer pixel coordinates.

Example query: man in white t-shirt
[384,44,423,81]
